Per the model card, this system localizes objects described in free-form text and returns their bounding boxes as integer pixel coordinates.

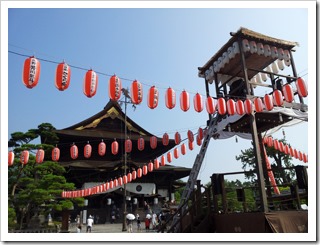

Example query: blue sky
[2,1,317,242]
[6,5,314,181]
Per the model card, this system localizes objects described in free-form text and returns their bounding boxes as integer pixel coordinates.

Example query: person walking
[151,212,157,230]
[111,210,116,224]
[136,214,141,232]
[127,219,133,233]
[145,217,150,231]
[86,215,94,233]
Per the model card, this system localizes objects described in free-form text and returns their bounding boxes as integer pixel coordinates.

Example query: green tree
[8,123,84,230]
[235,138,295,185]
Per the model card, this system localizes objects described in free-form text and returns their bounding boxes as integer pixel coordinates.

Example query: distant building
[53,100,190,223]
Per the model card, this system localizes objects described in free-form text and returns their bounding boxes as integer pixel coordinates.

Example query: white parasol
[146,214,152,219]
[126,213,135,220]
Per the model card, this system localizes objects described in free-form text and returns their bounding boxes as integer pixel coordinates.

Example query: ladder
[170,113,227,232]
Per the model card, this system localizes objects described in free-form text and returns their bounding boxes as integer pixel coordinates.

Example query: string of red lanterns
[262,143,280,195]
[263,136,308,163]
[21,56,308,115]
[59,126,204,198]
[8,126,204,166]
[8,129,308,169]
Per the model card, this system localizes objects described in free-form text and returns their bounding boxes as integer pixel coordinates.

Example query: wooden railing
[158,180,212,233]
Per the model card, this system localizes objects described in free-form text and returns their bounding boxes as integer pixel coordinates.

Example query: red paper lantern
[180,90,190,112]
[150,136,157,149]
[296,77,308,97]
[148,161,154,172]
[118,176,123,186]
[98,140,106,156]
[109,180,114,189]
[52,147,60,162]
[226,99,236,115]
[236,100,245,115]
[264,94,274,111]
[167,152,172,163]
[174,148,179,159]
[267,137,273,147]
[279,142,285,152]
[35,149,45,164]
[20,150,29,165]
[198,127,204,140]
[244,99,253,114]
[205,97,216,114]
[154,159,160,169]
[84,143,92,158]
[8,151,15,166]
[132,170,137,180]
[70,144,78,159]
[298,151,303,161]
[125,138,132,153]
[254,97,264,112]
[137,136,145,151]
[147,86,159,109]
[174,132,181,145]
[127,173,132,183]
[55,62,71,91]
[284,145,290,155]
[217,98,226,115]
[161,155,166,166]
[187,130,194,142]
[196,135,202,146]
[188,140,194,151]
[282,84,294,103]
[123,175,128,185]
[109,74,122,101]
[273,139,279,150]
[294,149,299,159]
[83,69,98,98]
[22,56,41,89]
[165,87,176,109]
[131,80,143,104]
[104,182,110,191]
[111,139,119,155]
[263,137,268,145]
[181,143,186,155]
[137,168,143,178]
[302,153,308,163]
[143,165,148,175]
[193,93,203,112]
[273,90,283,106]
[289,146,295,157]
[114,179,119,187]
[162,133,169,146]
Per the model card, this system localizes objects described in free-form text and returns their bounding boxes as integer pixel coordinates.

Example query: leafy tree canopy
[8,123,83,230]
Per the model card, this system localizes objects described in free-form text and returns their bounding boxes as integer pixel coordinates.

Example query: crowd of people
[73,200,171,233]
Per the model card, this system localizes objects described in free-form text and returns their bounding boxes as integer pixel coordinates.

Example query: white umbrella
[146,214,152,219]
[126,213,135,220]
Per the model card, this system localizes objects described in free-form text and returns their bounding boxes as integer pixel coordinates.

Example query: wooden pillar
[61,210,69,232]
[196,180,202,215]
[238,37,268,212]
[204,78,212,121]
[220,175,227,213]
[289,50,304,104]
[206,187,211,215]
[248,113,269,212]
[294,184,301,210]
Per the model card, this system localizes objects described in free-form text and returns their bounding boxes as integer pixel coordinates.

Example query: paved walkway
[71,222,158,233]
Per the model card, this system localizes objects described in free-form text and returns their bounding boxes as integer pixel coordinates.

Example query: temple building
[54,100,190,223]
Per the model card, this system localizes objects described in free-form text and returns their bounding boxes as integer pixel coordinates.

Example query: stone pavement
[71,221,158,233]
